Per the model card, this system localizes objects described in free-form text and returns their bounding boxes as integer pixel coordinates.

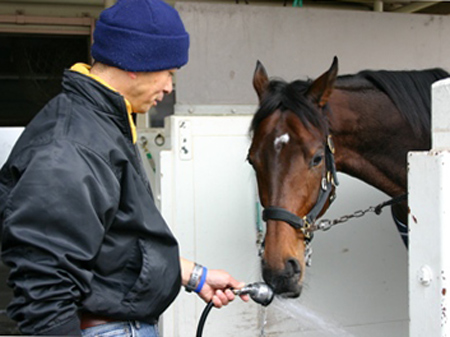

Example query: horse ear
[307,56,339,108]
[253,60,269,101]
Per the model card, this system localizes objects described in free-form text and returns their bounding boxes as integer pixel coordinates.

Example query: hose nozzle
[233,282,274,306]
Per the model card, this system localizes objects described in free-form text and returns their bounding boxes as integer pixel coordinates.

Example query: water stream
[261,297,355,337]
[259,305,267,337]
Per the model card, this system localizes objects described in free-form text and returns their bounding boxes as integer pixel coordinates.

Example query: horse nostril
[286,258,301,275]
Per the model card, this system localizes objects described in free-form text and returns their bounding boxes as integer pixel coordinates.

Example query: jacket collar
[65,63,137,144]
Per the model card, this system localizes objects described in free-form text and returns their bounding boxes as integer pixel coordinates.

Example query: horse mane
[250,78,328,134]
[354,68,449,137]
[251,68,449,137]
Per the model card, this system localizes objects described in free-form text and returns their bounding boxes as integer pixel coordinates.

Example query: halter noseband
[262,135,339,243]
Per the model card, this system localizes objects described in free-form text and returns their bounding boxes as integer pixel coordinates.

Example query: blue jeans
[81,321,159,337]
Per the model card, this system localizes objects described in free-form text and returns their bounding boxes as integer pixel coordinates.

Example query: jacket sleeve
[1,140,119,335]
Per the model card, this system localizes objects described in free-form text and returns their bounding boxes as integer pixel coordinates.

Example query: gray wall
[176,2,450,105]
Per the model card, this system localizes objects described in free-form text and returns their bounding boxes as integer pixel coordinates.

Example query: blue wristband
[194,267,208,293]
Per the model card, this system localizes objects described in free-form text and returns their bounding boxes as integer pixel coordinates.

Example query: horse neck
[328,88,430,198]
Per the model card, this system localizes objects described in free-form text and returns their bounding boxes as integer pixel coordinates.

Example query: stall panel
[138,114,407,337]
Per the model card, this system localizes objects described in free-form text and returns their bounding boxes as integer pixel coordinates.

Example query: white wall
[176,2,450,106]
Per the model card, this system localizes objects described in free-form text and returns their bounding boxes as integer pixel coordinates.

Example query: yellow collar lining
[70,63,137,144]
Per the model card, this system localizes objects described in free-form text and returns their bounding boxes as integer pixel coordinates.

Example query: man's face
[127,69,176,113]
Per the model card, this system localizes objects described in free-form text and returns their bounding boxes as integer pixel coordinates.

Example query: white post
[409,78,450,336]
[373,1,383,12]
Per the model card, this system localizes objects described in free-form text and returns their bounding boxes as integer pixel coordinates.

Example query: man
[0,0,248,335]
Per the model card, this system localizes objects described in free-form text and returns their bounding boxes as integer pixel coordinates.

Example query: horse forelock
[251,78,328,135]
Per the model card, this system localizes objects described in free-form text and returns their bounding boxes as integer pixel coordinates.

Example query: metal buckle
[327,171,333,183]
[302,217,316,242]
[330,173,336,186]
[327,135,335,154]
[321,177,328,191]
[329,192,337,204]
[302,216,311,231]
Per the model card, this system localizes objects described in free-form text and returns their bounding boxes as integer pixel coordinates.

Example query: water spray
[196,282,274,337]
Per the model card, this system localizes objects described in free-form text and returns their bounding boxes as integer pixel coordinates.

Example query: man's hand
[197,269,250,308]
[180,258,250,308]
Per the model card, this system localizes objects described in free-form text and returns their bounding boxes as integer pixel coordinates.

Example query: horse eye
[311,154,323,167]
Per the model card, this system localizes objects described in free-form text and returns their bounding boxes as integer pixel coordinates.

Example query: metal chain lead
[309,194,407,233]
[311,205,378,232]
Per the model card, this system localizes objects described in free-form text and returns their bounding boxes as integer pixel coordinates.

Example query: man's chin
[134,105,154,114]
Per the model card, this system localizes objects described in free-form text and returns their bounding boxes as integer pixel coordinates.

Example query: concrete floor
[0,260,19,334]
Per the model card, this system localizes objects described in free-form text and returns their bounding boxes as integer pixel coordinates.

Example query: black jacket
[0,70,181,335]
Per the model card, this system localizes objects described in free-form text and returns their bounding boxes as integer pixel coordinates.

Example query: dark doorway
[0,33,90,126]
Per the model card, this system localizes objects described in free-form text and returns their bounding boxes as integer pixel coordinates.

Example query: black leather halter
[262,135,339,243]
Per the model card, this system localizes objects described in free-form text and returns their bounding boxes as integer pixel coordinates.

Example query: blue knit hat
[91,0,189,72]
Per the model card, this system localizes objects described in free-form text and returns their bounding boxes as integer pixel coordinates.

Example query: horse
[247,56,449,297]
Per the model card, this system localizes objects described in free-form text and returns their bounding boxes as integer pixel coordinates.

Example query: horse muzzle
[262,258,303,298]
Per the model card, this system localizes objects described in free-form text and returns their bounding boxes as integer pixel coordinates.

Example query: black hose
[196,301,214,337]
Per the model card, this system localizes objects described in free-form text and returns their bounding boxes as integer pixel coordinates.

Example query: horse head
[248,57,339,297]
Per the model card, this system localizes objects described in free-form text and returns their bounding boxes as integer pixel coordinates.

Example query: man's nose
[164,78,173,94]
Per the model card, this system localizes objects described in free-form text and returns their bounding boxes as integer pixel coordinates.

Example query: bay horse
[248,56,449,297]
